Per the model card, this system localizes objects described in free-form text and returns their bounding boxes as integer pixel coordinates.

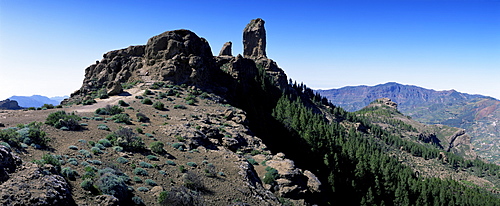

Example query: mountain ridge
[8,95,67,108]
[317,82,500,164]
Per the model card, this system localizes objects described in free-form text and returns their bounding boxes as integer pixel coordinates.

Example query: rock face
[0,146,74,206]
[243,18,266,58]
[219,41,232,56]
[0,99,23,110]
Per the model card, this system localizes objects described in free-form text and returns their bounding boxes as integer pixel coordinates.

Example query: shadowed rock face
[219,41,232,56]
[0,99,23,110]
[243,18,266,59]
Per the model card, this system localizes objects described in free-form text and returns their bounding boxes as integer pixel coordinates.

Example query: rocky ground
[0,84,320,206]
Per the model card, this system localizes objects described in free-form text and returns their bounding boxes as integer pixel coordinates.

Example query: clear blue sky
[1,0,499,100]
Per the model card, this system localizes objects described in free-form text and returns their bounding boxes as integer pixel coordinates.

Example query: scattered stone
[107,81,123,96]
[94,195,119,206]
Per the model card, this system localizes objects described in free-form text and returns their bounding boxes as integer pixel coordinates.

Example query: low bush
[91,147,103,154]
[146,155,159,161]
[132,196,144,205]
[98,139,112,147]
[79,149,92,158]
[150,142,164,154]
[139,161,153,168]
[133,176,143,183]
[116,157,128,164]
[263,167,279,184]
[61,167,78,180]
[183,171,204,191]
[95,105,124,115]
[111,114,131,124]
[186,162,197,167]
[166,160,176,166]
[133,168,148,176]
[96,172,129,201]
[118,100,129,107]
[141,98,153,105]
[97,124,110,131]
[80,179,94,191]
[145,179,157,186]
[136,113,149,123]
[157,187,203,205]
[46,111,81,131]
[173,105,187,109]
[137,187,149,192]
[153,101,165,110]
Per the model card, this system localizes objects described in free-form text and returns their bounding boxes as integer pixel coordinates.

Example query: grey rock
[107,81,123,96]
[0,162,74,206]
[0,99,23,110]
[243,18,266,58]
[219,41,232,56]
[95,195,119,206]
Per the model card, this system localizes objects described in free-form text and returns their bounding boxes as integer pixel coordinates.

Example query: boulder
[94,195,119,206]
[0,162,74,206]
[243,18,267,58]
[107,81,123,96]
[219,41,233,56]
[0,145,21,182]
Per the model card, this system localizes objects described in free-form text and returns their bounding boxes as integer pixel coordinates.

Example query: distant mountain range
[317,82,500,164]
[7,95,68,108]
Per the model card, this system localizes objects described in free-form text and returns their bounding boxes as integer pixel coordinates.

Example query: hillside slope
[1,19,500,205]
[317,82,500,164]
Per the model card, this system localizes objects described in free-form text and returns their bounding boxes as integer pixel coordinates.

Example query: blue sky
[1,0,499,100]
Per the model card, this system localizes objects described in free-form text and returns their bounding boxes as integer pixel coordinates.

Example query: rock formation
[0,146,74,205]
[243,18,267,59]
[0,99,23,110]
[219,41,232,56]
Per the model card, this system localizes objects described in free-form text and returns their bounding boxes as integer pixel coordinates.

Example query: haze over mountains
[317,82,500,164]
[7,95,67,108]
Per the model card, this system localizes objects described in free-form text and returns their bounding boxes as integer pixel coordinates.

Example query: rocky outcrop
[219,41,232,56]
[265,153,321,198]
[0,146,21,182]
[243,18,266,59]
[0,146,74,205]
[0,99,23,110]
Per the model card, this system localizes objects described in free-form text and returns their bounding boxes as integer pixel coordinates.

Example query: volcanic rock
[243,18,266,58]
[219,41,233,56]
[0,99,23,110]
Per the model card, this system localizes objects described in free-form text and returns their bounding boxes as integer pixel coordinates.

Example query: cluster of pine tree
[270,81,500,205]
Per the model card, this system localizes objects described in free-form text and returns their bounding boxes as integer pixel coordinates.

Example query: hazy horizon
[1,1,499,100]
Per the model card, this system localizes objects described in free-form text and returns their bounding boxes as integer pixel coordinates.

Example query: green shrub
[172,142,185,151]
[178,165,186,173]
[97,124,110,131]
[96,173,129,201]
[111,114,131,124]
[98,139,112,147]
[153,101,165,110]
[95,143,105,149]
[136,128,143,134]
[146,155,159,161]
[263,167,279,184]
[113,146,124,152]
[133,168,148,176]
[166,160,176,166]
[61,167,78,180]
[68,158,78,166]
[113,127,144,152]
[137,187,149,192]
[46,111,81,131]
[186,162,197,167]
[183,171,204,191]
[116,157,128,164]
[145,133,153,138]
[150,142,164,154]
[173,105,187,109]
[82,99,96,105]
[79,149,92,158]
[91,147,103,154]
[136,113,149,123]
[145,179,157,186]
[139,161,153,168]
[80,179,94,191]
[141,98,153,105]
[132,196,144,205]
[133,176,143,183]
[118,100,129,106]
[247,158,258,165]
